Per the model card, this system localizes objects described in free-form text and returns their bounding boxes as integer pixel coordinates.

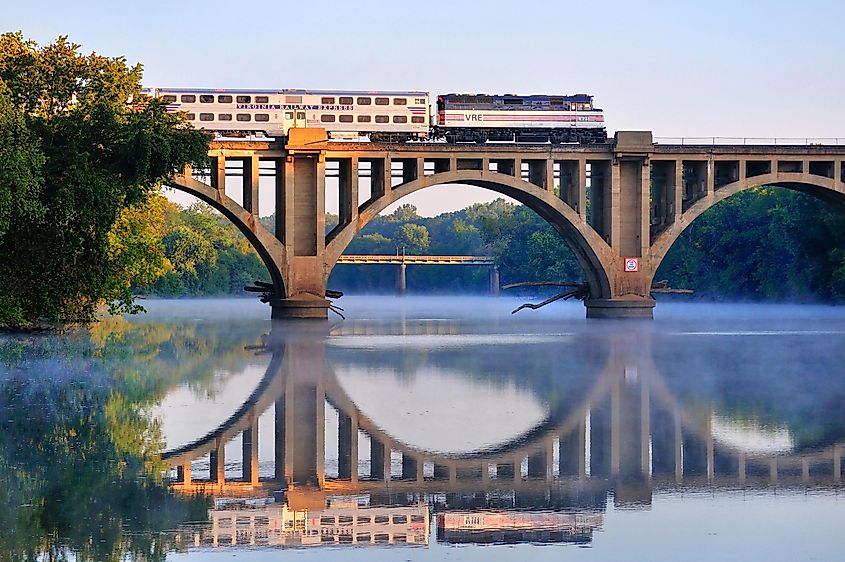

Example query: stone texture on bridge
[168,130,845,319]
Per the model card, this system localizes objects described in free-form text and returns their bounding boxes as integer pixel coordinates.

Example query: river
[1,296,843,561]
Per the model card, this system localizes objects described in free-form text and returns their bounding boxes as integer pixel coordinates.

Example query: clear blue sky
[6,0,845,215]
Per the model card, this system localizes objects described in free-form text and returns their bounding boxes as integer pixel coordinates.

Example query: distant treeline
[140,187,845,301]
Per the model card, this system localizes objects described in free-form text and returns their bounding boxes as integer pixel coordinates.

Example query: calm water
[1,297,844,561]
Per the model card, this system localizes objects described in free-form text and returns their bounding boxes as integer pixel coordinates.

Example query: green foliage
[142,201,268,297]
[0,317,273,560]
[657,187,845,301]
[0,33,209,328]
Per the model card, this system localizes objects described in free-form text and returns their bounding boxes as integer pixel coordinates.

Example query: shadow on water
[0,298,844,559]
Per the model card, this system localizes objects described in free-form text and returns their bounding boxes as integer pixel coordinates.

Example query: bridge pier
[585,298,656,319]
[396,263,407,295]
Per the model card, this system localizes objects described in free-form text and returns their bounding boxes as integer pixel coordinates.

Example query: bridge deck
[337,255,495,265]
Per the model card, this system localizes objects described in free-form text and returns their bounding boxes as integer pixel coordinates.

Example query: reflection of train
[436,511,603,545]
[142,88,607,144]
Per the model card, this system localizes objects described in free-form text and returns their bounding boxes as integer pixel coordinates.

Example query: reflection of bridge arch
[324,169,613,300]
[163,325,844,494]
[648,174,845,283]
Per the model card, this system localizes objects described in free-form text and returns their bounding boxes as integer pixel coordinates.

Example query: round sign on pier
[624,258,639,272]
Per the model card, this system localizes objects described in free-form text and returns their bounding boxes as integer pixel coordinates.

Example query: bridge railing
[655,137,845,146]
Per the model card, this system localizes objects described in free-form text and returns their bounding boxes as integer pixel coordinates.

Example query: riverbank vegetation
[0,33,209,329]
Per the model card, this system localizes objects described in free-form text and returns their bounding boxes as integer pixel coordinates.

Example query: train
[142,88,607,144]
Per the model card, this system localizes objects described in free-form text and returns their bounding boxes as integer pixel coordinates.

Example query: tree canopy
[0,33,209,328]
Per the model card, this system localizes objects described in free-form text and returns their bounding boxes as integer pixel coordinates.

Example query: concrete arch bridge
[167,130,845,319]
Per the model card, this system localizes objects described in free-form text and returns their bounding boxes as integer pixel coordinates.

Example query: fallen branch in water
[504,279,693,313]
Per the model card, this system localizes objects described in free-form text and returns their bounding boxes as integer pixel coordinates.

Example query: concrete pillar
[338,411,353,479]
[338,158,359,227]
[274,158,286,244]
[285,360,323,486]
[834,446,841,482]
[177,462,192,485]
[370,438,386,480]
[674,160,684,220]
[242,417,259,484]
[835,160,843,192]
[401,454,418,480]
[738,452,746,485]
[545,159,555,192]
[527,450,547,479]
[274,398,285,482]
[559,420,586,478]
[272,154,330,319]
[210,156,226,193]
[210,440,225,483]
[242,156,260,216]
[488,266,500,295]
[396,263,407,295]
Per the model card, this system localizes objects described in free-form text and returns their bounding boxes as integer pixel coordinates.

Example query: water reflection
[1,302,844,560]
[160,317,844,553]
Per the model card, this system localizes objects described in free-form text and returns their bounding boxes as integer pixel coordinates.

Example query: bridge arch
[647,173,845,285]
[325,169,614,299]
[168,173,288,296]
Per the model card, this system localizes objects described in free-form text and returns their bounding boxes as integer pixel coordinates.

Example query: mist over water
[1,296,844,561]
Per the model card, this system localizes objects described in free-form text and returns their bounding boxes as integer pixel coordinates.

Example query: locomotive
[143,88,607,144]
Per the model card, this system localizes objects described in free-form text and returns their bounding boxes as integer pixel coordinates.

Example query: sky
[6,0,845,215]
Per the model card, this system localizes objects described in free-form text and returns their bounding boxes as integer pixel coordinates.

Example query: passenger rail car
[143,88,607,144]
[436,93,606,144]
[144,88,430,141]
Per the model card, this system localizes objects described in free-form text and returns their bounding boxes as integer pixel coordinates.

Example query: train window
[218,95,233,103]
[285,111,294,119]
[321,97,335,105]
[255,114,270,122]
[339,96,353,104]
[356,97,371,105]
[321,114,336,122]
[200,95,214,103]
[296,112,305,120]
[285,95,302,103]
[236,114,251,121]
[199,113,214,121]
[357,516,371,524]
[392,515,408,524]
[218,113,232,121]
[161,95,177,103]
[415,98,426,104]
[236,95,251,103]
[255,96,269,103]
[411,116,425,123]
[186,113,196,120]
[180,94,196,103]
[375,97,389,105]
[357,115,371,122]
[339,115,353,123]
[393,115,407,123]
[375,115,389,123]
[374,516,389,524]
[393,98,407,105]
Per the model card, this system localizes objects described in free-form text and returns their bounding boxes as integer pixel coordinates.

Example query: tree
[0,33,209,328]
[397,223,430,253]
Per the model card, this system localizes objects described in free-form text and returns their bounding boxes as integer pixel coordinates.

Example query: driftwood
[243,282,346,314]
[504,279,693,313]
